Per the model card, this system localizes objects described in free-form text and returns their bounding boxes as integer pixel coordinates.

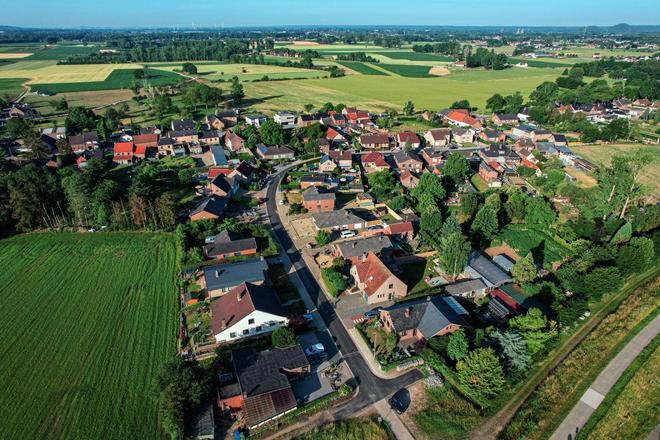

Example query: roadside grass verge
[30,68,180,93]
[498,274,660,440]
[337,61,388,75]
[377,64,433,78]
[577,337,660,439]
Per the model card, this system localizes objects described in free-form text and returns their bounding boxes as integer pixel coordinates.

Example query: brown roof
[355,252,395,297]
[426,128,450,141]
[359,133,390,145]
[132,133,158,145]
[210,283,285,335]
[396,132,420,143]
[362,151,388,167]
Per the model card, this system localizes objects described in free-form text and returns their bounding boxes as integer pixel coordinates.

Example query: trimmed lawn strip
[577,337,660,439]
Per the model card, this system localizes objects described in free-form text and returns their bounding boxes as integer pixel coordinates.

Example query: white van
[340,230,357,238]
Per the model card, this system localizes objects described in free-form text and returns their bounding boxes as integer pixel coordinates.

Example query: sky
[2,0,659,28]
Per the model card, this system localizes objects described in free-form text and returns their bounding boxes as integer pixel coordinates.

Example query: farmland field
[377,64,433,78]
[373,51,456,62]
[0,60,138,84]
[0,232,178,440]
[0,77,27,99]
[30,68,181,93]
[152,62,327,81]
[0,44,103,60]
[337,61,388,75]
[570,143,660,193]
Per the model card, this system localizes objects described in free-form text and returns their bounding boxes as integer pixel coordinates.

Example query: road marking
[580,388,605,409]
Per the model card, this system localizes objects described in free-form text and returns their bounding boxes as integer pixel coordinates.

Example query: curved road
[264,167,423,415]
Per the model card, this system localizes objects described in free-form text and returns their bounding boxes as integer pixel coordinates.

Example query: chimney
[405,307,412,318]
[220,318,226,330]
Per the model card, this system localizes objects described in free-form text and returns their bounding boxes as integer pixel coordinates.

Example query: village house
[8,103,36,119]
[132,133,159,149]
[384,221,415,241]
[395,131,421,149]
[273,111,296,129]
[301,187,336,212]
[512,124,553,142]
[326,127,348,144]
[444,110,482,129]
[210,145,228,167]
[424,128,451,147]
[444,278,488,300]
[299,174,328,190]
[393,151,424,173]
[229,161,254,183]
[465,251,512,288]
[478,161,502,187]
[170,129,198,144]
[69,131,100,153]
[204,230,258,260]
[312,209,366,232]
[379,296,468,345]
[224,131,246,153]
[189,196,229,221]
[328,150,353,169]
[210,282,288,343]
[209,174,239,198]
[492,113,519,126]
[172,119,195,131]
[356,192,376,209]
[223,345,309,429]
[296,113,324,127]
[75,149,102,169]
[479,128,506,143]
[359,133,390,150]
[245,114,267,128]
[451,127,474,144]
[318,155,338,172]
[157,137,175,156]
[113,141,135,165]
[334,235,393,264]
[256,145,295,161]
[317,138,331,154]
[421,148,445,168]
[41,126,66,141]
[199,130,220,145]
[361,151,390,173]
[399,170,420,189]
[350,252,407,304]
[203,258,269,297]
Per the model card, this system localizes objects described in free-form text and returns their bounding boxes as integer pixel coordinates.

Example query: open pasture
[30,68,181,93]
[337,61,388,75]
[0,77,27,99]
[0,232,178,440]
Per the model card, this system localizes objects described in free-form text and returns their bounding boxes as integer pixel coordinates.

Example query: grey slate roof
[336,235,393,259]
[302,186,336,202]
[466,251,512,287]
[190,196,228,217]
[204,257,268,291]
[444,278,488,296]
[312,210,364,229]
[384,296,468,338]
[204,230,257,258]
[493,254,515,273]
[233,345,309,397]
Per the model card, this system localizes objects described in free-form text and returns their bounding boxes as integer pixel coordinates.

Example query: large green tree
[259,120,286,146]
[447,329,469,362]
[488,330,530,373]
[456,348,505,400]
[511,253,537,284]
[442,153,470,183]
[508,308,557,357]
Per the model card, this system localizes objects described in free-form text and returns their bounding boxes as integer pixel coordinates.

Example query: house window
[413,329,417,336]
[256,326,262,332]
[248,318,255,324]
[230,332,236,338]
[243,329,249,335]
[388,283,394,289]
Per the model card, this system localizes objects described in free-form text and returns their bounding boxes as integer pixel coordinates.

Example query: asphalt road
[264,168,423,414]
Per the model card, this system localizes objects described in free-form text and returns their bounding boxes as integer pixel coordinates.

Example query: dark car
[389,388,411,414]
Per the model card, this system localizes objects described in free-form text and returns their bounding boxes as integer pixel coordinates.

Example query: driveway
[335,293,392,329]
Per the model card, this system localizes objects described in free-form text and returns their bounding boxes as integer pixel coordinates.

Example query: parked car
[340,230,357,238]
[305,343,325,356]
[302,313,314,323]
[389,388,411,414]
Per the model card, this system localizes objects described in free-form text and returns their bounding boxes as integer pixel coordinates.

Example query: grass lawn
[470,174,489,192]
[0,232,178,440]
[30,68,181,93]
[570,143,660,193]
[26,89,136,114]
[579,341,659,439]
[337,61,388,75]
[495,225,571,267]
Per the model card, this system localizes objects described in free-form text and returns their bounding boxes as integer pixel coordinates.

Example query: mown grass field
[0,232,178,440]
[571,143,660,193]
[30,68,181,93]
[0,77,27,99]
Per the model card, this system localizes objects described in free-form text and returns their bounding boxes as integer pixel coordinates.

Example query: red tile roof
[396,132,420,144]
[355,252,394,297]
[446,110,480,127]
[134,144,147,156]
[132,133,158,145]
[362,151,388,167]
[113,141,134,154]
[386,221,414,235]
[491,288,524,313]
[208,168,233,179]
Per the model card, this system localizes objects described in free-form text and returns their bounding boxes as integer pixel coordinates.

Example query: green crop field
[377,64,433,77]
[510,57,576,68]
[0,232,178,440]
[373,51,456,62]
[26,45,104,60]
[30,68,181,93]
[337,61,388,75]
[0,77,27,99]
[152,62,327,81]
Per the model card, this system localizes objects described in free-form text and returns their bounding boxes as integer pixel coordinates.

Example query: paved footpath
[550,313,660,440]
[373,398,415,440]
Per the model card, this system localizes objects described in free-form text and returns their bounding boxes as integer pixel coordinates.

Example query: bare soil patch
[429,66,451,76]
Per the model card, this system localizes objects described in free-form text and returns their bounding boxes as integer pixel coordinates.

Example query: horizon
[2,0,660,29]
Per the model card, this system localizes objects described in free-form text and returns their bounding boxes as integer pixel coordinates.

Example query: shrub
[271,327,297,348]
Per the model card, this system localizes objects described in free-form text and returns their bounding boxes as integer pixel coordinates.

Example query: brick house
[224,131,246,152]
[359,133,390,150]
[361,151,389,173]
[492,113,519,126]
[424,128,451,147]
[113,141,134,165]
[399,170,419,189]
[393,151,424,172]
[132,133,159,149]
[203,230,258,260]
[301,187,336,212]
[395,132,421,149]
[350,252,407,304]
[69,131,99,154]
